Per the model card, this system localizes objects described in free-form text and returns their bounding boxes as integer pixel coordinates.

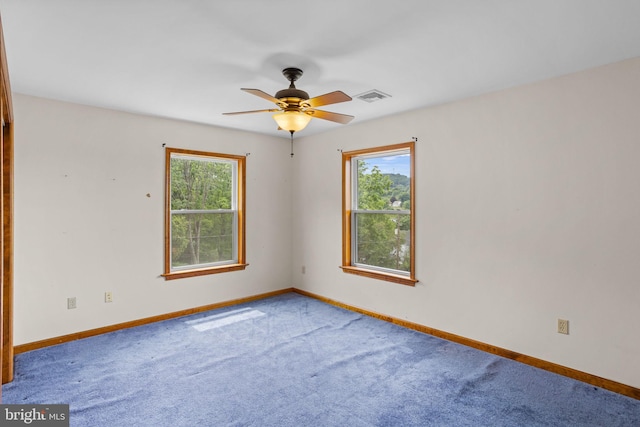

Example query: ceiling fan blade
[223,109,280,115]
[304,91,352,108]
[241,88,284,105]
[307,109,354,124]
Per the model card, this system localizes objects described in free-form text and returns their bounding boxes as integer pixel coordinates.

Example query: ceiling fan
[223,67,354,133]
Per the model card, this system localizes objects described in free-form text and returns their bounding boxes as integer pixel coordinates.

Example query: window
[164,148,247,280]
[341,142,417,286]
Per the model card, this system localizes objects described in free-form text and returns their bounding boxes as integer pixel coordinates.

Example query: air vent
[355,89,391,103]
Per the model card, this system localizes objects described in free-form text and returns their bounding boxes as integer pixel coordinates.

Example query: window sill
[340,266,418,287]
[163,263,249,280]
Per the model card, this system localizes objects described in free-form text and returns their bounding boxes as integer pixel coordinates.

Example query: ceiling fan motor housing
[275,88,309,101]
[276,67,309,103]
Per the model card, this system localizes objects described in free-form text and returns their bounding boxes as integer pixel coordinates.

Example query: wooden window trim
[341,142,417,286]
[163,263,249,281]
[163,147,247,279]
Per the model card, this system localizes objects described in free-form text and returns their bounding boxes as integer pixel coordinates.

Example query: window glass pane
[170,157,233,211]
[355,212,411,273]
[171,212,235,268]
[355,153,411,211]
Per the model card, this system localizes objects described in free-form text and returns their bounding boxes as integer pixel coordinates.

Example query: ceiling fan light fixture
[273,111,312,132]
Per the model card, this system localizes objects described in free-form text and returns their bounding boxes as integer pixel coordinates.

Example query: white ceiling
[1,1,640,139]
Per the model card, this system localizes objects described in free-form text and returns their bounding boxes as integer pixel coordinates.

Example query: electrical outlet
[557,318,569,335]
[105,291,113,303]
[67,297,77,309]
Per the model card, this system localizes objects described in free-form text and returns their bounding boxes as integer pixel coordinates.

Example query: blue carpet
[3,293,639,426]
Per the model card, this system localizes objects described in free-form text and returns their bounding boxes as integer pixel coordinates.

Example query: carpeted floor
[3,293,640,426]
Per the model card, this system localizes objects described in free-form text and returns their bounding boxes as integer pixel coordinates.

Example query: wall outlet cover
[558,318,569,335]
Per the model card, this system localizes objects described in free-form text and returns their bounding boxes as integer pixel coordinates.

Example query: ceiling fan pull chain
[290,131,295,158]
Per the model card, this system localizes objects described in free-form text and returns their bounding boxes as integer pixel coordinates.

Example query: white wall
[13,94,293,345]
[292,57,640,388]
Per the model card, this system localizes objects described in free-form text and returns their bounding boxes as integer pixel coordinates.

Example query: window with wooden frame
[163,148,247,280]
[341,142,417,286]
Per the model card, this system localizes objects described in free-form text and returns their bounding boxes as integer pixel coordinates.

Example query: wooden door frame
[1,13,14,395]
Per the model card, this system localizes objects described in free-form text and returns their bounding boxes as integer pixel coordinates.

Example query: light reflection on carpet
[185,307,266,331]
